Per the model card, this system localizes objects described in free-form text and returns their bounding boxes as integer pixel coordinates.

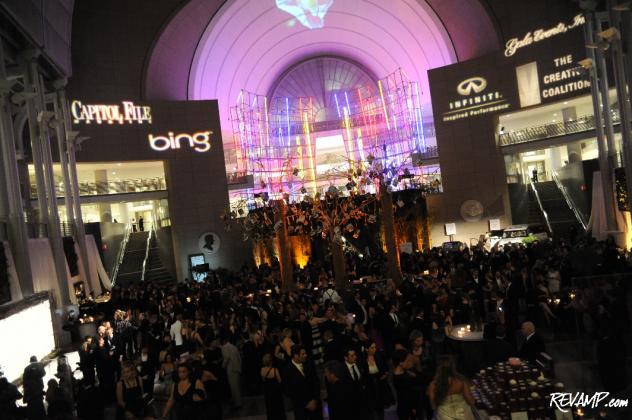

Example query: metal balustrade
[499,111,621,146]
[30,177,167,199]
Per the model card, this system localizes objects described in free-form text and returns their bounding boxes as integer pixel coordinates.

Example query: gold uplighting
[289,235,311,268]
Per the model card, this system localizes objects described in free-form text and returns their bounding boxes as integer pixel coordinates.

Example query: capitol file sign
[71,100,152,125]
[442,76,510,122]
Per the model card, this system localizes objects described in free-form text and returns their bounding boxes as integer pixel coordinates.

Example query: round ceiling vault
[144,0,500,138]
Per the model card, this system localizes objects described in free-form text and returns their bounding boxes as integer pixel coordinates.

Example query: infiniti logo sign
[457,77,488,96]
[442,76,509,122]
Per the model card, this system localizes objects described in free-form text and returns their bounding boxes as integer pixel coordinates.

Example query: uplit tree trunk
[380,188,402,284]
[330,231,347,290]
[275,200,294,291]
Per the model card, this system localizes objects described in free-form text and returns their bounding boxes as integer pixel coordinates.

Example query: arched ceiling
[144,0,500,138]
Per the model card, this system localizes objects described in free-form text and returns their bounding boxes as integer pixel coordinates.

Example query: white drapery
[76,235,112,296]
[2,241,23,303]
[28,238,75,305]
[589,171,629,246]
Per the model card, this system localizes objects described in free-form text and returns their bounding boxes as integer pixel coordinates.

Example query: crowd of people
[0,234,630,420]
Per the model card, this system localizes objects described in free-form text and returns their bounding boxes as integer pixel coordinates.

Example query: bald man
[519,321,545,361]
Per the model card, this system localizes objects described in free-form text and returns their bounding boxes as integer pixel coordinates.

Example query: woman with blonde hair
[116,362,154,420]
[261,353,285,420]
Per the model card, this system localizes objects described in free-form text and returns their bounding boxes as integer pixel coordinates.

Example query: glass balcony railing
[31,177,167,199]
[499,111,621,146]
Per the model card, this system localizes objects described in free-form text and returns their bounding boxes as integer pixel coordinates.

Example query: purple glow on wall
[144,0,500,104]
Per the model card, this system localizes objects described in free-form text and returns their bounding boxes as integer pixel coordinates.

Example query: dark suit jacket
[327,379,359,420]
[323,339,342,362]
[519,333,545,361]
[483,338,515,366]
[282,361,322,420]
[340,362,369,417]
[349,300,367,325]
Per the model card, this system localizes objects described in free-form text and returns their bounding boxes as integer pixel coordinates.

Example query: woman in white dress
[428,358,476,420]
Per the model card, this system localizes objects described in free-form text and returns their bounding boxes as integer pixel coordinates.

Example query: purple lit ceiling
[144,0,500,139]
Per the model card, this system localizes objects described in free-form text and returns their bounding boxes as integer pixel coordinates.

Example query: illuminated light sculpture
[276,0,334,30]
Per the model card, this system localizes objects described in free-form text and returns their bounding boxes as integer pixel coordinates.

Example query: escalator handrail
[530,180,553,235]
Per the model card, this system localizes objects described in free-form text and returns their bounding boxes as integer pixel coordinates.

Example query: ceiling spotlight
[586,40,610,51]
[578,58,594,69]
[597,27,620,42]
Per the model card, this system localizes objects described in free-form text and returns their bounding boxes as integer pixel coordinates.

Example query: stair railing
[111,223,132,286]
[551,170,588,232]
[140,226,154,282]
[529,180,553,234]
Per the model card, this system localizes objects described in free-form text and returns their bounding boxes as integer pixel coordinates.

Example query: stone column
[94,169,112,222]
[0,42,33,296]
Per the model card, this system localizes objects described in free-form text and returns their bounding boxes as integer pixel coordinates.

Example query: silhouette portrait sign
[198,232,221,255]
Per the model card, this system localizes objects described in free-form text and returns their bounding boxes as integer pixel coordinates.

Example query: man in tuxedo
[349,292,368,326]
[322,330,341,362]
[483,324,515,366]
[519,321,545,362]
[380,302,401,355]
[282,345,323,420]
[324,360,355,420]
[340,348,368,419]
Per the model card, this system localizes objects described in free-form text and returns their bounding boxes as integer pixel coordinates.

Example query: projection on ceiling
[276,0,334,29]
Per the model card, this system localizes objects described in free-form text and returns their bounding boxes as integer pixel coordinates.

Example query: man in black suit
[483,324,515,366]
[282,345,323,420]
[340,347,368,419]
[349,292,368,326]
[324,360,355,420]
[519,321,545,362]
[322,330,341,362]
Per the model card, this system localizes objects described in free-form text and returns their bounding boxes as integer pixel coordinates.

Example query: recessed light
[564,101,568,105]
[117,163,122,166]
[112,171,116,175]
[553,113,558,116]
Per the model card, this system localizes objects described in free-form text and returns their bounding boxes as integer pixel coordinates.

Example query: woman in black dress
[162,364,206,420]
[260,354,286,420]
[392,350,423,420]
[364,340,392,420]
[116,362,153,420]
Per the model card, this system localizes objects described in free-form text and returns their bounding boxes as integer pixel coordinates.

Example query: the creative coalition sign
[429,14,589,124]
[71,100,215,154]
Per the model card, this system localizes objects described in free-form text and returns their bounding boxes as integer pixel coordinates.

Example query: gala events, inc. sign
[71,100,213,153]
[504,14,585,57]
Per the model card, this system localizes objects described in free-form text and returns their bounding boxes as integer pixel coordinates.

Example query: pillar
[94,169,112,222]
[0,42,33,296]
[31,65,70,307]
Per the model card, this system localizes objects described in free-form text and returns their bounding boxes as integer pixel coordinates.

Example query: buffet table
[471,358,562,419]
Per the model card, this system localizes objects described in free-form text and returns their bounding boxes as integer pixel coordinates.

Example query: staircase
[115,231,149,285]
[143,234,175,284]
[532,181,580,237]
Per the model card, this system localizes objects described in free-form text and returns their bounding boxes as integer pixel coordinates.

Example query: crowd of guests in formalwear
[1,234,630,420]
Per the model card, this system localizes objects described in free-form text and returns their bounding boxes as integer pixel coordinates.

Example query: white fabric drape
[87,235,112,290]
[589,171,628,245]
[74,235,112,297]
[28,238,71,305]
[2,241,23,303]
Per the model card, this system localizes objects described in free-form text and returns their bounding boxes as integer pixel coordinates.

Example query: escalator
[531,181,584,238]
